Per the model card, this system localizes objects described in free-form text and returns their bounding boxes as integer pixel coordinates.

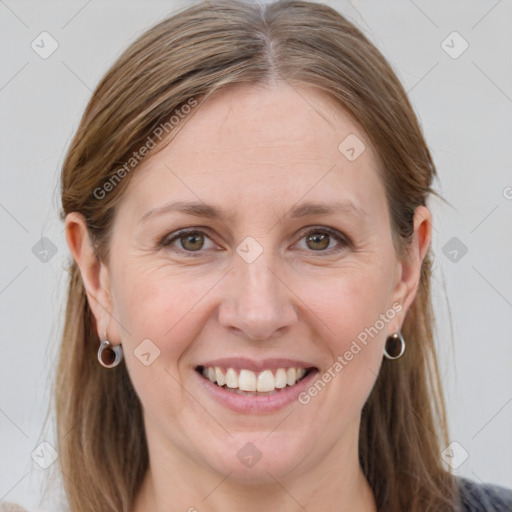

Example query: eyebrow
[138,199,366,224]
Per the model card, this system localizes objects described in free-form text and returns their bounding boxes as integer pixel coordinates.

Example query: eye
[160,226,350,257]
[161,229,218,255]
[295,227,349,254]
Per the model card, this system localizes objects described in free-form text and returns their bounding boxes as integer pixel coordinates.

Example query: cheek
[308,260,395,346]
[110,261,216,373]
[300,259,394,403]
[110,264,218,429]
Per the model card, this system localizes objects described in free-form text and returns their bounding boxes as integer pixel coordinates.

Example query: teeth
[225,368,238,389]
[215,367,225,387]
[239,369,256,392]
[256,370,275,392]
[286,368,297,386]
[275,368,287,389]
[200,365,309,392]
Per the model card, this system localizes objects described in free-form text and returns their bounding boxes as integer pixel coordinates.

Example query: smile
[194,359,319,413]
[196,365,312,395]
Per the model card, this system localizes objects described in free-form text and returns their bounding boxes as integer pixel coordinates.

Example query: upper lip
[196,358,318,372]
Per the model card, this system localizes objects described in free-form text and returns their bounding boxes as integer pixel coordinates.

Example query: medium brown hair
[56,1,458,510]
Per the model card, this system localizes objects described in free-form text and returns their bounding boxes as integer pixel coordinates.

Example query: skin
[66,82,431,511]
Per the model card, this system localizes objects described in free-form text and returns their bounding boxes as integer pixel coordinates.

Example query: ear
[389,205,432,332]
[64,212,120,344]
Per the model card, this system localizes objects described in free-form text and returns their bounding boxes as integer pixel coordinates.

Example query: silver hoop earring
[384,331,406,360]
[97,339,123,368]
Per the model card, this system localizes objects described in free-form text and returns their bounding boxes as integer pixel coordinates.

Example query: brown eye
[161,229,217,255]
[179,231,204,251]
[305,232,330,251]
[296,227,349,254]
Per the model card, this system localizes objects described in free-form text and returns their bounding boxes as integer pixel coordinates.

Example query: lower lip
[196,369,319,414]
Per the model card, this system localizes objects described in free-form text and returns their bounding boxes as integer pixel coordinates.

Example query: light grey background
[1,0,511,509]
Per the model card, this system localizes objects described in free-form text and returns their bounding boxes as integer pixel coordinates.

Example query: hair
[56,0,459,510]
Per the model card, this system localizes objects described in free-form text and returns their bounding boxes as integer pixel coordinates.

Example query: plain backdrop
[1,0,511,509]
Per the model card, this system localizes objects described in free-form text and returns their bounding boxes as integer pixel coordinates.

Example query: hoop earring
[384,331,406,360]
[97,338,123,368]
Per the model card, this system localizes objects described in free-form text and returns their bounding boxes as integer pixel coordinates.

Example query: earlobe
[64,212,114,339]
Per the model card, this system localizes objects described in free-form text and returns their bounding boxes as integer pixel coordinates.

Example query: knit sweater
[457,476,512,511]
[1,476,511,511]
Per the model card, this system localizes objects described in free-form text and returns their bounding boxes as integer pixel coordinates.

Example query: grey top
[458,476,512,511]
[1,476,511,511]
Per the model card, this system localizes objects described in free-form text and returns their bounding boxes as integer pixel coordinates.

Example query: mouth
[195,364,316,396]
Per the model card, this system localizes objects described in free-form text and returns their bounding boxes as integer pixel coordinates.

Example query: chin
[197,430,312,484]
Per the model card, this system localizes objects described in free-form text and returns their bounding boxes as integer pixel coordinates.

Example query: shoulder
[456,476,512,511]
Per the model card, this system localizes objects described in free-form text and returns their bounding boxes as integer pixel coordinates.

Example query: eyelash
[160,226,351,257]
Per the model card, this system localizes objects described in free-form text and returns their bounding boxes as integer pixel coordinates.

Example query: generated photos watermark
[93,97,198,200]
[298,302,402,405]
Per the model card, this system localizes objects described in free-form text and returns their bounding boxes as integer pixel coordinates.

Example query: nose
[218,248,298,341]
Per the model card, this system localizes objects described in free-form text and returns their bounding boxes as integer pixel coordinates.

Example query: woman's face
[75,82,430,484]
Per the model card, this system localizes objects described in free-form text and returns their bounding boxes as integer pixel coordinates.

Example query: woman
[3,0,511,511]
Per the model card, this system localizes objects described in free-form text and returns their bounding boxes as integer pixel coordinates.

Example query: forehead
[119,82,387,224]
